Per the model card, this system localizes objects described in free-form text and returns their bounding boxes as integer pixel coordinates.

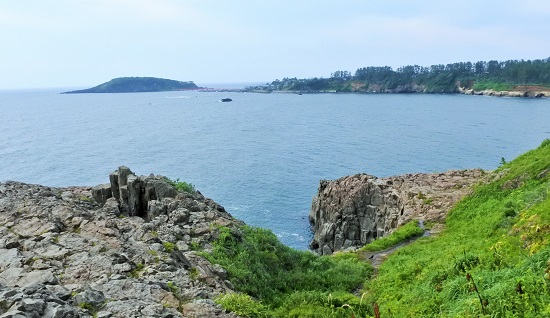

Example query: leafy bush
[164,177,195,193]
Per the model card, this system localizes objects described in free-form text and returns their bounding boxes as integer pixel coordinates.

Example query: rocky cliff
[309,169,484,255]
[0,167,241,318]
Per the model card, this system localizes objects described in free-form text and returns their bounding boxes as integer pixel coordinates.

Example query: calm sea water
[1,89,549,249]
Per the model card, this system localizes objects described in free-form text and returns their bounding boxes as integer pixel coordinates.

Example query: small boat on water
[220,98,232,102]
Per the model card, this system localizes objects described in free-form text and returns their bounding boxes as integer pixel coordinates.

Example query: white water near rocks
[1,89,549,249]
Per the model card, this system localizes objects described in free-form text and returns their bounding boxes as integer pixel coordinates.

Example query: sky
[1,0,549,89]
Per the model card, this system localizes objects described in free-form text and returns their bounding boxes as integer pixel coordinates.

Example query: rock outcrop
[309,169,484,255]
[0,167,241,318]
[459,87,550,98]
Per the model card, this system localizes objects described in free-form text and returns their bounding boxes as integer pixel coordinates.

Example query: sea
[1,87,549,250]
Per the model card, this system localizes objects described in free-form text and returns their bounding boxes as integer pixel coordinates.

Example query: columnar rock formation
[309,169,484,255]
[0,167,241,317]
[92,166,180,220]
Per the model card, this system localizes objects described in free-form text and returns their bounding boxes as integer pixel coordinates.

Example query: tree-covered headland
[249,58,550,94]
[63,77,198,94]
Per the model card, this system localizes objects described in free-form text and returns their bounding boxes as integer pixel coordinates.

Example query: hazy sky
[1,0,549,89]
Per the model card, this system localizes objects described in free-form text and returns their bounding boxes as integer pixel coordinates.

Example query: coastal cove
[1,89,550,249]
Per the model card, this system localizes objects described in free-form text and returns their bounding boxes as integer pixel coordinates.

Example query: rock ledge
[309,169,484,255]
[0,167,241,318]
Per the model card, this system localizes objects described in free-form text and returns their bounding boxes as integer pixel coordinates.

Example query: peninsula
[62,77,199,94]
[245,57,550,97]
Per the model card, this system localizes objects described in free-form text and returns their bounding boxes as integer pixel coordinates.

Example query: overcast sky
[1,0,549,89]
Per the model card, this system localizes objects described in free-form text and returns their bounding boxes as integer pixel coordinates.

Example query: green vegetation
[248,57,550,94]
[165,177,195,194]
[360,221,425,252]
[63,77,198,94]
[215,293,268,317]
[472,80,515,91]
[189,241,201,251]
[363,139,550,316]
[162,241,176,253]
[205,226,372,317]
[205,139,550,317]
[129,262,145,278]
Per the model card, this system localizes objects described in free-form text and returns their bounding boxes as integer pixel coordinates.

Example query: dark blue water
[1,89,549,249]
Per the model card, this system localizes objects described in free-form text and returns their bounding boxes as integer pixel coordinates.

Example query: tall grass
[205,226,372,317]
[206,140,550,317]
[363,139,550,316]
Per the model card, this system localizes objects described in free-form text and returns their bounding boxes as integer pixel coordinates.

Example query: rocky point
[0,166,241,318]
[309,169,484,255]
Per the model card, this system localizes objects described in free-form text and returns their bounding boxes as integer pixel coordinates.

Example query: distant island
[62,77,199,94]
[245,57,550,97]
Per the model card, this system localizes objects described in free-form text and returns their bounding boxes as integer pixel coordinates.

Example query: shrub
[164,177,195,194]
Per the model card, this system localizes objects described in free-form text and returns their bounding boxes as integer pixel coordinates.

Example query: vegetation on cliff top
[360,220,424,252]
[248,57,550,93]
[207,139,550,317]
[364,139,550,317]
[62,77,198,94]
[205,226,372,317]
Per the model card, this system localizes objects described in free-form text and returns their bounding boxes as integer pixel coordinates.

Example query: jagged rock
[107,166,179,219]
[91,184,111,206]
[73,288,104,308]
[0,167,244,318]
[309,169,484,255]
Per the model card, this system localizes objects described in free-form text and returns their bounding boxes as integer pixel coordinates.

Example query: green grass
[205,139,550,317]
[362,139,550,317]
[472,80,515,91]
[360,220,425,252]
[162,241,176,253]
[215,293,268,317]
[205,225,372,317]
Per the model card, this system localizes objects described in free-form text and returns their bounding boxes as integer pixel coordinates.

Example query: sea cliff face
[309,169,484,255]
[0,167,241,318]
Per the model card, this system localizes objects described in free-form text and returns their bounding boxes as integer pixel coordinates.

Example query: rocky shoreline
[0,166,508,316]
[309,169,485,255]
[226,86,550,97]
[0,167,241,318]
[457,86,550,98]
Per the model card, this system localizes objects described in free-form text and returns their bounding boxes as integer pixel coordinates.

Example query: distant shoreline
[198,87,550,98]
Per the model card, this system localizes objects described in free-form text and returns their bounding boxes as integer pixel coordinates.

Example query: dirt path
[358,220,430,272]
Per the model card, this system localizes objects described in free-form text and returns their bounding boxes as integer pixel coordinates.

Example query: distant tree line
[258,58,550,93]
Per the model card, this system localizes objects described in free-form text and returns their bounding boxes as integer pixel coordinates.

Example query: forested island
[247,57,550,97]
[63,77,199,94]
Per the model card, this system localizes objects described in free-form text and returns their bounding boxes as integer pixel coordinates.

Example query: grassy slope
[364,139,550,317]
[206,139,550,317]
[360,220,425,252]
[204,226,373,317]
